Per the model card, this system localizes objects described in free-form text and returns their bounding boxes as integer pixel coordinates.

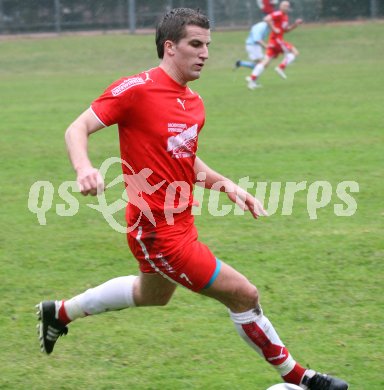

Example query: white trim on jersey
[89,106,107,127]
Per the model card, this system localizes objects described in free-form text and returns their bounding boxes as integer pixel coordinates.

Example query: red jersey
[257,0,276,15]
[91,67,205,232]
[269,10,289,42]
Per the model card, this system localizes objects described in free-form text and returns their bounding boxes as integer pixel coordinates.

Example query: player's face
[170,25,210,85]
[280,1,291,13]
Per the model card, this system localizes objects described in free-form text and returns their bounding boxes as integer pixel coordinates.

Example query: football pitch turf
[1,22,383,389]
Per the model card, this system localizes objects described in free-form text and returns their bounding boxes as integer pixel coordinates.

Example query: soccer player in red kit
[247,1,302,89]
[93,65,220,292]
[36,8,348,390]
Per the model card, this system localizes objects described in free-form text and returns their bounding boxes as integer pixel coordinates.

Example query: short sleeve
[91,76,145,127]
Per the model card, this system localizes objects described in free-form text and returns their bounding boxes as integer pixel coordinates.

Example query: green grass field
[1,21,383,389]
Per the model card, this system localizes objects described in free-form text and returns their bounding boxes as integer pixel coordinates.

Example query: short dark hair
[155,8,210,59]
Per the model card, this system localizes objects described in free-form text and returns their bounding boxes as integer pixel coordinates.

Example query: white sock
[64,275,137,320]
[252,63,265,78]
[230,306,296,377]
[282,53,296,68]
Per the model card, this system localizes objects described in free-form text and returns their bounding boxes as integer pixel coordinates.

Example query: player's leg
[200,261,349,389]
[36,272,177,354]
[36,221,199,355]
[133,271,177,306]
[36,275,137,354]
[235,60,255,69]
[247,54,273,89]
[236,45,262,70]
[253,56,272,78]
[275,43,299,79]
[62,270,176,318]
[200,261,307,385]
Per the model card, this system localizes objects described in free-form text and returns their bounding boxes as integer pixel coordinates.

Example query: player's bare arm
[65,108,105,196]
[286,18,303,32]
[194,157,267,219]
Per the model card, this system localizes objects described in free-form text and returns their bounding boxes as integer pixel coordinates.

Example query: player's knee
[245,283,260,308]
[232,282,259,312]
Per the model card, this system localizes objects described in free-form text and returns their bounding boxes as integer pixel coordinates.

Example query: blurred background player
[257,0,278,15]
[247,0,303,90]
[235,20,270,74]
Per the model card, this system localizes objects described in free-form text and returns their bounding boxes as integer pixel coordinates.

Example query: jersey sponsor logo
[167,124,198,159]
[167,123,187,133]
[111,77,146,96]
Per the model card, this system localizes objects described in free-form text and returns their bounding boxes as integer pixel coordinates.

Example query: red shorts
[266,40,293,58]
[127,221,220,292]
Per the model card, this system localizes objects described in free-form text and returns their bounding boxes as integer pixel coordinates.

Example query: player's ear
[164,40,176,56]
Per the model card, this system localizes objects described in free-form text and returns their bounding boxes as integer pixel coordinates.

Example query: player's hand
[76,166,105,196]
[226,186,268,219]
[295,18,303,25]
[273,27,281,34]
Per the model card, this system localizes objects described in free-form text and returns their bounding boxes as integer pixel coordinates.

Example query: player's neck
[159,61,188,87]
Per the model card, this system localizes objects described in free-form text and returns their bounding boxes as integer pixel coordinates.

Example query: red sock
[283,363,306,386]
[279,63,287,70]
[242,321,306,385]
[242,322,289,365]
[251,75,257,81]
[58,300,71,325]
